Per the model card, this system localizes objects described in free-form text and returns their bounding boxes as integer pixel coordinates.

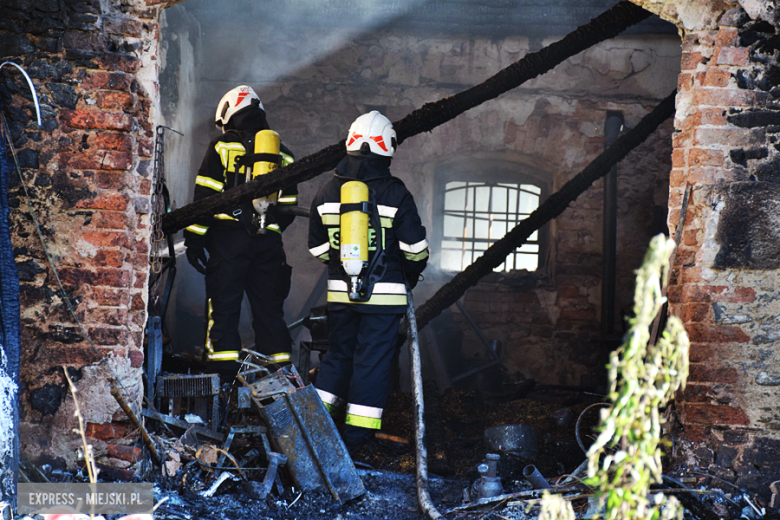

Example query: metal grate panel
[156,373,220,397]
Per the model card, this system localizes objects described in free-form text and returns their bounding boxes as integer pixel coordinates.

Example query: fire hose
[406,286,444,520]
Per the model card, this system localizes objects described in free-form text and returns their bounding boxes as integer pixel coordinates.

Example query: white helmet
[215,85,264,130]
[346,111,397,158]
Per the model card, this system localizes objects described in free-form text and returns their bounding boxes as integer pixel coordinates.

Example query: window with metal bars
[440,180,542,273]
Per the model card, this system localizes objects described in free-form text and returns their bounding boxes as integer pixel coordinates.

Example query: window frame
[431,158,550,277]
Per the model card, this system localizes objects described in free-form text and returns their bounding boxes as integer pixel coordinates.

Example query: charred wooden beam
[161,1,650,235]
[414,91,677,332]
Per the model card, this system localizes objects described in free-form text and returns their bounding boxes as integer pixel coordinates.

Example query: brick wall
[669,5,780,501]
[1,0,166,475]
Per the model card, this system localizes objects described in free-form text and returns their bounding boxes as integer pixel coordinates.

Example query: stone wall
[668,4,780,502]
[1,0,166,475]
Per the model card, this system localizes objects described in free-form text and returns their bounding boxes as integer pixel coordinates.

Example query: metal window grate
[441,181,540,272]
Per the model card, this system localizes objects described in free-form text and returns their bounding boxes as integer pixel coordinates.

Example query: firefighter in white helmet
[184,85,298,380]
[308,111,429,452]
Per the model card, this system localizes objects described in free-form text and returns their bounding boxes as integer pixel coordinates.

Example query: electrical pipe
[406,287,443,520]
[523,465,551,489]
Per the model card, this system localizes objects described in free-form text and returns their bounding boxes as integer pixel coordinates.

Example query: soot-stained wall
[160,4,680,389]
[1,0,169,476]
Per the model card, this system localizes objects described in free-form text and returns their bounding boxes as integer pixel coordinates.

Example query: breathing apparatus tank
[248,129,280,233]
[340,181,370,300]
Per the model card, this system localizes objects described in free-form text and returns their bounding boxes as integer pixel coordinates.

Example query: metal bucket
[484,424,538,460]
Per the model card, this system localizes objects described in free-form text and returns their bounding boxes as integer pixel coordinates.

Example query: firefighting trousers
[204,227,292,365]
[315,306,403,446]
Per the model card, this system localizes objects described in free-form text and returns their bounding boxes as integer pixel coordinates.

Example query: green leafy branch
[539,234,690,520]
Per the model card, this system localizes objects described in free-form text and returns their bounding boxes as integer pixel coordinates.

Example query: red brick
[702,68,732,88]
[59,267,130,288]
[95,171,132,191]
[82,71,133,91]
[139,178,152,196]
[91,211,132,230]
[715,27,739,48]
[96,52,141,73]
[677,72,694,91]
[668,285,682,304]
[86,422,137,441]
[682,229,699,247]
[558,308,597,321]
[63,150,132,171]
[60,110,132,132]
[95,132,133,151]
[716,47,749,66]
[672,129,692,148]
[683,285,755,303]
[694,127,765,147]
[106,444,143,463]
[129,349,144,368]
[672,149,685,168]
[688,343,714,363]
[91,287,126,306]
[83,230,128,248]
[557,286,583,298]
[669,168,685,188]
[681,424,709,443]
[682,403,749,426]
[681,303,710,323]
[76,193,129,211]
[681,52,704,70]
[94,250,126,268]
[698,108,728,126]
[103,17,143,37]
[79,307,128,327]
[685,323,750,343]
[689,148,726,167]
[131,293,145,311]
[679,383,714,402]
[138,138,153,158]
[39,345,101,366]
[97,91,137,113]
[133,271,148,289]
[88,326,124,345]
[688,363,739,383]
[692,88,757,108]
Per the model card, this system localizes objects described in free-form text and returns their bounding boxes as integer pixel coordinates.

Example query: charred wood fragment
[414,91,677,332]
[161,1,650,235]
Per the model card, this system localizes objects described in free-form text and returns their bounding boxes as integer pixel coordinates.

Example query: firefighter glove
[186,245,208,275]
[406,272,421,290]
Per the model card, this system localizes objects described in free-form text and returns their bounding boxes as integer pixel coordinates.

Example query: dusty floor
[148,384,605,520]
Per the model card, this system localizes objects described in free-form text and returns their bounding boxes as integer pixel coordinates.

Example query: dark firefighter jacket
[308,155,429,313]
[183,131,297,242]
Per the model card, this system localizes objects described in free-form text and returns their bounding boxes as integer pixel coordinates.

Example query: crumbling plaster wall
[628,0,780,502]
[162,5,679,389]
[1,0,169,475]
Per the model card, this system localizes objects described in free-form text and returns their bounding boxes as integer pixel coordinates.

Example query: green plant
[539,234,689,520]
[584,234,689,520]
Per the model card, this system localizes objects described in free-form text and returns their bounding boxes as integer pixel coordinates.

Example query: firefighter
[184,85,297,379]
[308,111,429,450]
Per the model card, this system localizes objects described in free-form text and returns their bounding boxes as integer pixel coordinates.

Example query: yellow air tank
[251,130,280,231]
[340,181,369,298]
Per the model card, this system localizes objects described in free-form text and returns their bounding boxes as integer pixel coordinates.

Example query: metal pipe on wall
[601,111,623,338]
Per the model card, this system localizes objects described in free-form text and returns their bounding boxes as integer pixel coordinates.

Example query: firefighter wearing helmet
[184,85,298,380]
[308,111,429,452]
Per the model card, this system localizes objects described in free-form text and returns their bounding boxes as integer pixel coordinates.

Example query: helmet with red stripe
[215,85,264,130]
[346,111,397,158]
